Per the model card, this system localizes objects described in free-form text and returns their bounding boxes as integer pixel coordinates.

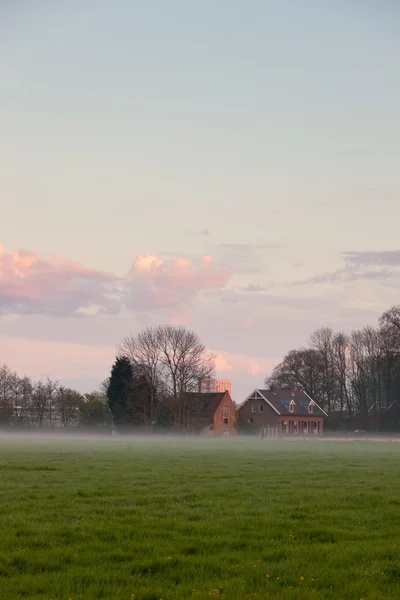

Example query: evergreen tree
[107,357,134,429]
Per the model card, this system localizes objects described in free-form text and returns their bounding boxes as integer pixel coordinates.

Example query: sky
[1,1,400,401]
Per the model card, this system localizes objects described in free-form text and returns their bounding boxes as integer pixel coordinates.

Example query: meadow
[1,436,400,599]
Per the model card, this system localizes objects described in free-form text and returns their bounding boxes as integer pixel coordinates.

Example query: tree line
[0,364,110,429]
[266,305,400,429]
[0,324,215,432]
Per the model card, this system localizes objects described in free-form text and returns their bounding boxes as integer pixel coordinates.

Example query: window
[282,420,288,434]
[313,421,318,434]
[289,400,295,413]
[223,405,229,417]
[293,421,298,434]
[308,402,314,413]
[303,421,308,434]
[251,405,256,413]
[223,418,228,424]
[259,404,263,413]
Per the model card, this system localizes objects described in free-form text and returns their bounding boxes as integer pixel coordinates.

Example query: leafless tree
[119,325,214,430]
[31,378,58,427]
[380,305,400,334]
[118,327,162,430]
[310,328,336,412]
[55,387,84,427]
[0,364,17,425]
[155,325,215,429]
[13,375,33,424]
[331,332,352,418]
[266,348,323,403]
[379,322,400,410]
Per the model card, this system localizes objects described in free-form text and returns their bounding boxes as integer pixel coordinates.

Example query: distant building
[238,387,327,435]
[198,377,232,396]
[184,391,237,436]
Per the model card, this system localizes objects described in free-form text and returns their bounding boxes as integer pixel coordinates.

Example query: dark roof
[242,388,327,417]
[260,389,326,417]
[183,392,228,430]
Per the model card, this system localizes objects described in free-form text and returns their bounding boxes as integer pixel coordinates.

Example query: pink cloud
[0,244,119,316]
[0,244,231,317]
[125,253,231,310]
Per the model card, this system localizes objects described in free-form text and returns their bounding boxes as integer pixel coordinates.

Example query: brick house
[184,391,237,436]
[238,387,327,435]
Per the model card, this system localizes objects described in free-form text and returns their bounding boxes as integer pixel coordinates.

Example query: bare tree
[118,327,162,430]
[119,325,215,430]
[379,322,400,410]
[155,325,215,429]
[55,387,84,427]
[310,328,336,412]
[331,332,352,419]
[31,378,58,427]
[266,348,323,402]
[13,375,33,425]
[0,364,17,425]
[380,305,400,334]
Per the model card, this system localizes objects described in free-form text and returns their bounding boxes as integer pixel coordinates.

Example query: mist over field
[1,436,400,599]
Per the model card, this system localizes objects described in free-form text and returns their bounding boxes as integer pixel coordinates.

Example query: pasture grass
[1,436,400,599]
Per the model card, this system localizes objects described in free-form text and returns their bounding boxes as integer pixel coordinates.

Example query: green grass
[1,437,400,599]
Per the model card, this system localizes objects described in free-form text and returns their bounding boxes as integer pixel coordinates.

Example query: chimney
[290,388,295,396]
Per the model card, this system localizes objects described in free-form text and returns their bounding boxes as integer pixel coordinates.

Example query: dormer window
[289,400,295,413]
[308,402,314,413]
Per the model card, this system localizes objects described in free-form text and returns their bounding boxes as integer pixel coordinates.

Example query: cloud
[343,250,400,267]
[0,244,231,317]
[125,253,231,310]
[0,244,119,317]
[292,249,400,286]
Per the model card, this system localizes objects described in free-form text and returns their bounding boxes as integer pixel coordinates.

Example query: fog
[1,430,400,453]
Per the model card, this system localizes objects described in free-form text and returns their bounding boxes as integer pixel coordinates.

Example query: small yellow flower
[300,576,304,581]
[276,577,280,580]
[167,556,171,560]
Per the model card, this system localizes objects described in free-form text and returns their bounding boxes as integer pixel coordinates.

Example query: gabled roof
[239,388,327,417]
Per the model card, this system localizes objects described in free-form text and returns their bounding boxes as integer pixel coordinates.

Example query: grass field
[1,436,400,600]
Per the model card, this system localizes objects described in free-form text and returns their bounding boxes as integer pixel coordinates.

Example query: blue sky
[1,1,400,399]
